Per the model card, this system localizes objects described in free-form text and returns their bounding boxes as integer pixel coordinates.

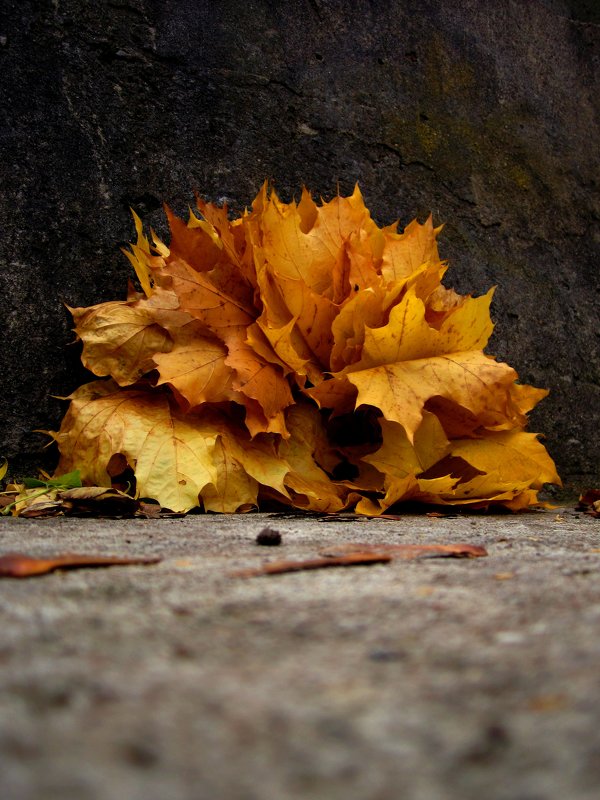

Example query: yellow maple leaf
[438,430,561,507]
[152,321,236,410]
[53,380,291,513]
[346,352,519,441]
[53,380,218,511]
[70,300,172,385]
[380,215,443,284]
[277,403,349,513]
[355,287,495,366]
[197,416,290,513]
[364,413,451,480]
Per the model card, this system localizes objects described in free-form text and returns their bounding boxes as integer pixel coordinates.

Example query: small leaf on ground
[577,489,600,518]
[2,485,142,518]
[319,542,488,559]
[231,552,393,577]
[0,552,161,578]
[232,540,487,577]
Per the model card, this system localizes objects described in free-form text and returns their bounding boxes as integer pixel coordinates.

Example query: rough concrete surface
[1,510,599,800]
[1,0,599,487]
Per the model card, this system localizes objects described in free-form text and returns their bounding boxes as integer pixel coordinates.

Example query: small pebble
[255,528,282,546]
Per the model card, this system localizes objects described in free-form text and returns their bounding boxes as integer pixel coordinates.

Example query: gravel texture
[1,509,599,799]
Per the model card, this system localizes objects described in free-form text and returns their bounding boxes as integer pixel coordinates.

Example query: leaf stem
[1,488,54,516]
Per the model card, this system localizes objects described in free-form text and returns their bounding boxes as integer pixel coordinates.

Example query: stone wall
[1,0,599,488]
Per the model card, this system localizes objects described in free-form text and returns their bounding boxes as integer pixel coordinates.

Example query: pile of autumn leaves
[54,185,560,514]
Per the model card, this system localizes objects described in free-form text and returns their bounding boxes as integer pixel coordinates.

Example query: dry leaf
[49,184,560,515]
[17,497,64,518]
[70,299,173,385]
[59,487,139,516]
[137,501,162,518]
[53,381,290,513]
[319,542,488,559]
[0,552,161,578]
[232,551,392,577]
[577,489,600,518]
[2,479,141,518]
[232,540,487,577]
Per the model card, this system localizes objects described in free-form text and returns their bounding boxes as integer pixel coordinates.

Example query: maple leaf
[353,418,559,515]
[276,403,349,513]
[52,380,291,513]
[53,380,218,512]
[70,299,173,385]
[346,351,519,440]
[200,424,290,513]
[152,321,236,409]
[52,183,560,514]
[380,215,443,284]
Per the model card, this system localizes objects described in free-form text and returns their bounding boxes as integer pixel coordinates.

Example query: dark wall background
[1,0,599,489]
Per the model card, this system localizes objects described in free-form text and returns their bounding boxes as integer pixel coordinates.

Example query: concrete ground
[0,508,599,800]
